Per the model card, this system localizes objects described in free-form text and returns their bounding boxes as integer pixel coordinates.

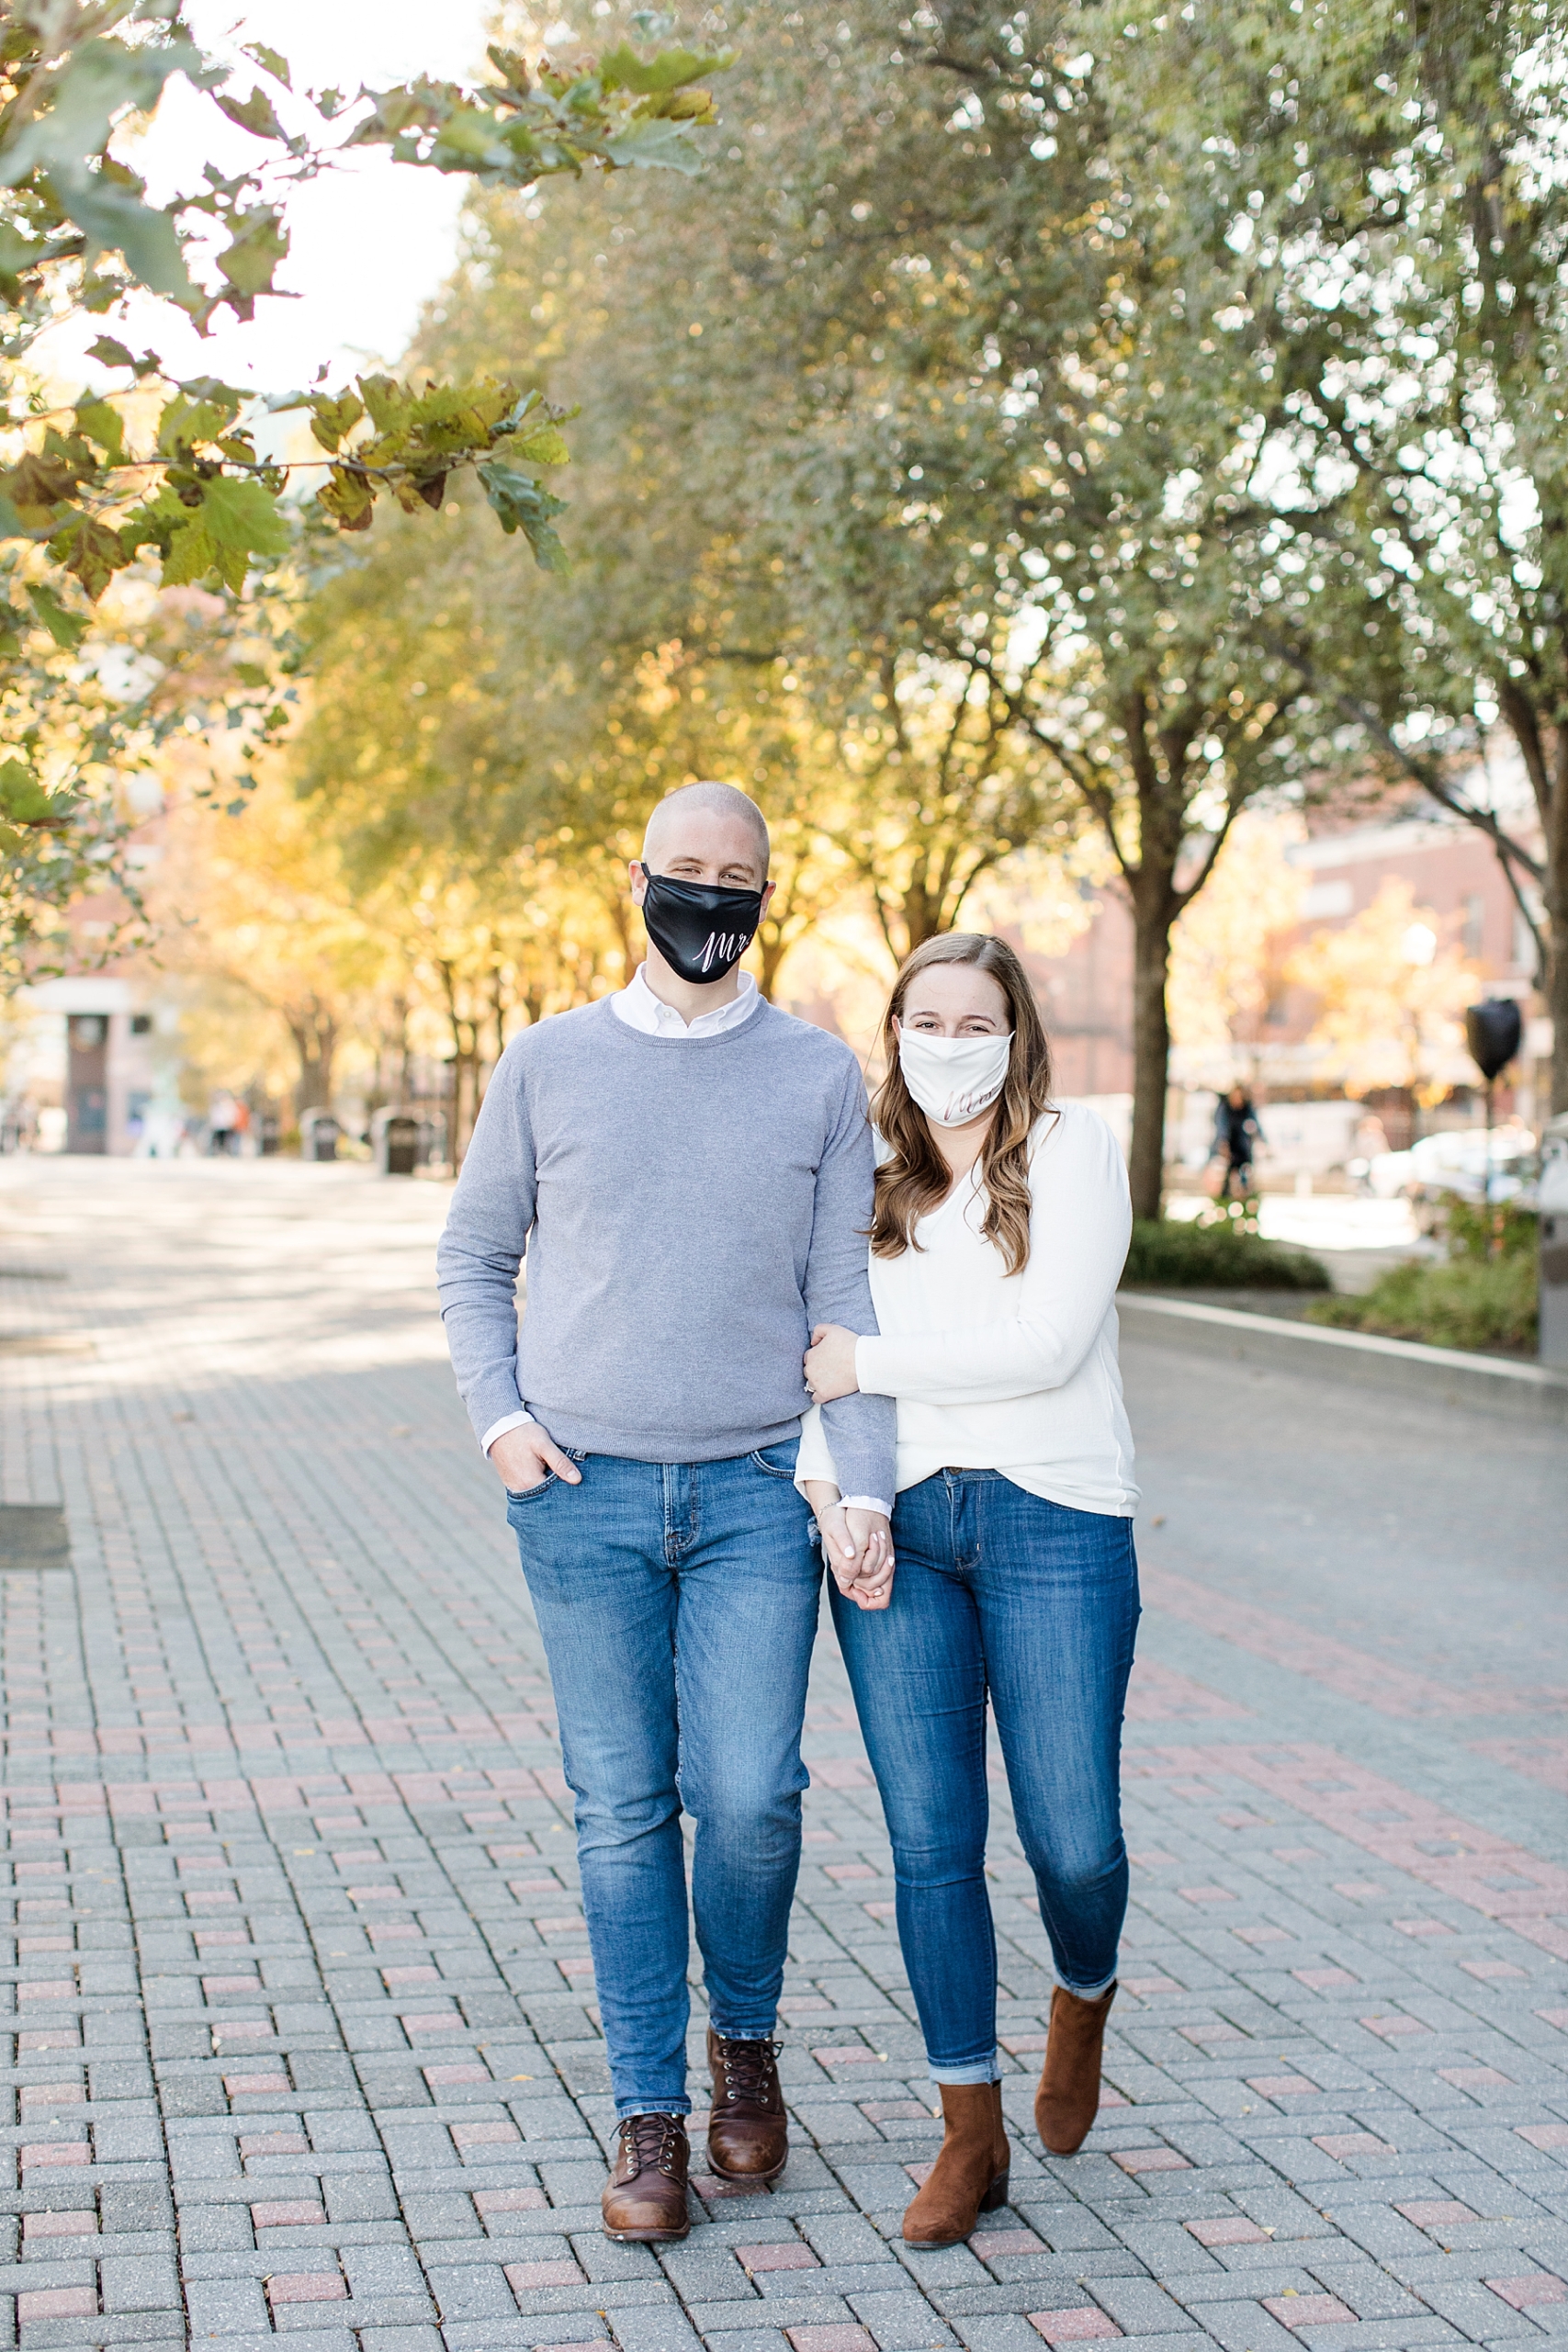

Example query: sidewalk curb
[1118,1290,1568,1428]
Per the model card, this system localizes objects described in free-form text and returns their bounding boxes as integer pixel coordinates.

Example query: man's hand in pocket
[489,1423,581,1492]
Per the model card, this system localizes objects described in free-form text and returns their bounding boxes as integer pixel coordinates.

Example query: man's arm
[435,1046,547,1456]
[804,1058,897,1509]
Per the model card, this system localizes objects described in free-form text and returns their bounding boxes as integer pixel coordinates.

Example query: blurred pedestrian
[1214,1083,1264,1200]
[207,1090,238,1156]
[798,933,1139,2245]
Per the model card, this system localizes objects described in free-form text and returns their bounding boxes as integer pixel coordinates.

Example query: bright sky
[48,0,504,399]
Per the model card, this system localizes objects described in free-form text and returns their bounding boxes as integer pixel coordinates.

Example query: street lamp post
[1463,999,1523,1255]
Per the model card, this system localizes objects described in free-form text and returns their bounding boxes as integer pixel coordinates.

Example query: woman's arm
[853,1110,1131,1406]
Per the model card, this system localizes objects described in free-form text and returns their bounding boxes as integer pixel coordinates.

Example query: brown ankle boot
[902,2081,1010,2246]
[707,2028,789,2183]
[1034,1983,1116,2155]
[601,2113,691,2241]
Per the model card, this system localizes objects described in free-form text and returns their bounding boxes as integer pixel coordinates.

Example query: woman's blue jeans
[832,1470,1139,2085]
[507,1442,820,2120]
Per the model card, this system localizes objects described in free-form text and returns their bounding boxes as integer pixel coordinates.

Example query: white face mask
[897,1026,1013,1128]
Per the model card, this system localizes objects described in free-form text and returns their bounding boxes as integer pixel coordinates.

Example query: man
[437,783,896,2243]
[1214,1083,1265,1201]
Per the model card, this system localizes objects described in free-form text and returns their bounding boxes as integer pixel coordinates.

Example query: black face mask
[638,865,765,984]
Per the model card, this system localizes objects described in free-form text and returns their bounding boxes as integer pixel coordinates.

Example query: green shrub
[1122,1216,1330,1291]
[1305,1252,1538,1352]
[1436,1191,1539,1263]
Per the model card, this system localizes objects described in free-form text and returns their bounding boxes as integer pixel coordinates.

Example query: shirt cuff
[853,1335,893,1396]
[480,1409,534,1457]
[840,1494,895,1518]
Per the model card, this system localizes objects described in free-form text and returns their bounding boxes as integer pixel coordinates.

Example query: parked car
[1366,1124,1537,1206]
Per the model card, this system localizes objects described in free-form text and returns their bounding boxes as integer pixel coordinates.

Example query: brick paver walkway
[1,1157,1565,2352]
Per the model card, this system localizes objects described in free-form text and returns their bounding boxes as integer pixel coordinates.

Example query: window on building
[130,1013,152,1036]
[1462,893,1484,958]
[1514,910,1539,973]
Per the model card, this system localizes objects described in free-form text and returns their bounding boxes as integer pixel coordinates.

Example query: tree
[156,774,392,1116]
[0,3,728,956]
[661,0,1364,1214]
[1155,0,1568,1113]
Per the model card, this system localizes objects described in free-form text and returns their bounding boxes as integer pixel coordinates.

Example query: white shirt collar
[611,964,761,1039]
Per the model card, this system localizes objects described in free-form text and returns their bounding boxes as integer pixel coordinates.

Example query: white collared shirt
[480,968,888,1512]
[611,963,762,1038]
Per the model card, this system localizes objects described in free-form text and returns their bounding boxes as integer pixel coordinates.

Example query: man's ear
[628,859,649,905]
[760,878,776,916]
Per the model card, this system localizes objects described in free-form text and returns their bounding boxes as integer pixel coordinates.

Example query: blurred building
[1019,792,1547,1170]
[8,980,161,1156]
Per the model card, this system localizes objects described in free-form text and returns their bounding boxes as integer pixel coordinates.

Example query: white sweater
[795,1102,1139,1517]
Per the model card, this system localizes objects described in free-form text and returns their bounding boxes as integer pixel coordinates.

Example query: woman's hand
[804,1481,894,1613]
[805,1323,861,1403]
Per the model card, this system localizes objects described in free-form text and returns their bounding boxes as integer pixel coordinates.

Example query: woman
[797,933,1139,2248]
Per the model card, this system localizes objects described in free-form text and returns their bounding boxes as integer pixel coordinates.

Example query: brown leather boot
[601,2113,691,2241]
[706,2027,789,2183]
[902,2081,1010,2246]
[1034,1983,1117,2155]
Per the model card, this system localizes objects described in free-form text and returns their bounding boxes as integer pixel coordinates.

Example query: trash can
[299,1109,341,1164]
[259,1114,281,1157]
[1540,1113,1568,1368]
[373,1108,421,1176]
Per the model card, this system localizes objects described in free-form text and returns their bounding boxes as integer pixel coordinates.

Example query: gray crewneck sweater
[435,997,897,1500]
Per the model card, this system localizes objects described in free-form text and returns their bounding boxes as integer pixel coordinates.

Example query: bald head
[642,782,770,883]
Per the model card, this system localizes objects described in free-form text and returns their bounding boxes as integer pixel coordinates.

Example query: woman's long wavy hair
[870,933,1055,1277]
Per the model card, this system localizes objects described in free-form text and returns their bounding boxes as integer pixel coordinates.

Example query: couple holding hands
[437,782,1140,2250]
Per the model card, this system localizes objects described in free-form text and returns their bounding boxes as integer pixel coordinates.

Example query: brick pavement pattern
[0,1158,1565,2352]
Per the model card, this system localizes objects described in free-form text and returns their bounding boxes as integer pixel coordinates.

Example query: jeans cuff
[928,2056,1000,2086]
[1056,1969,1117,2001]
[613,2098,692,2121]
[708,2021,777,2043]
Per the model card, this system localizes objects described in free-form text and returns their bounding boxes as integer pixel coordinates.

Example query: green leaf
[214,86,288,143]
[73,398,126,464]
[86,335,136,370]
[477,459,569,569]
[426,104,518,174]
[51,167,197,303]
[502,418,570,467]
[243,43,292,89]
[0,758,61,825]
[157,390,242,457]
[232,662,270,687]
[217,205,288,300]
[307,390,365,453]
[597,44,731,95]
[161,518,217,587]
[0,223,45,277]
[26,582,88,648]
[600,116,709,173]
[197,475,293,561]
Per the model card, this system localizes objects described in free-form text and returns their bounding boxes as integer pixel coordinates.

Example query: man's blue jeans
[832,1470,1138,2084]
[507,1442,820,2120]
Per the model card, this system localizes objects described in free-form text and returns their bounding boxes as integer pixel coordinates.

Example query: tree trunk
[1128,899,1174,1223]
[1548,746,1568,1117]
[287,1001,336,1124]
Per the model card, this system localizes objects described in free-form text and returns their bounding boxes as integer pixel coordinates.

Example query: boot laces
[620,2112,685,2177]
[718,2035,781,2106]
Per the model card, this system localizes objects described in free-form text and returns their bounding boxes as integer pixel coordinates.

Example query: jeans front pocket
[749,1442,800,1481]
[505,1472,558,1504]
